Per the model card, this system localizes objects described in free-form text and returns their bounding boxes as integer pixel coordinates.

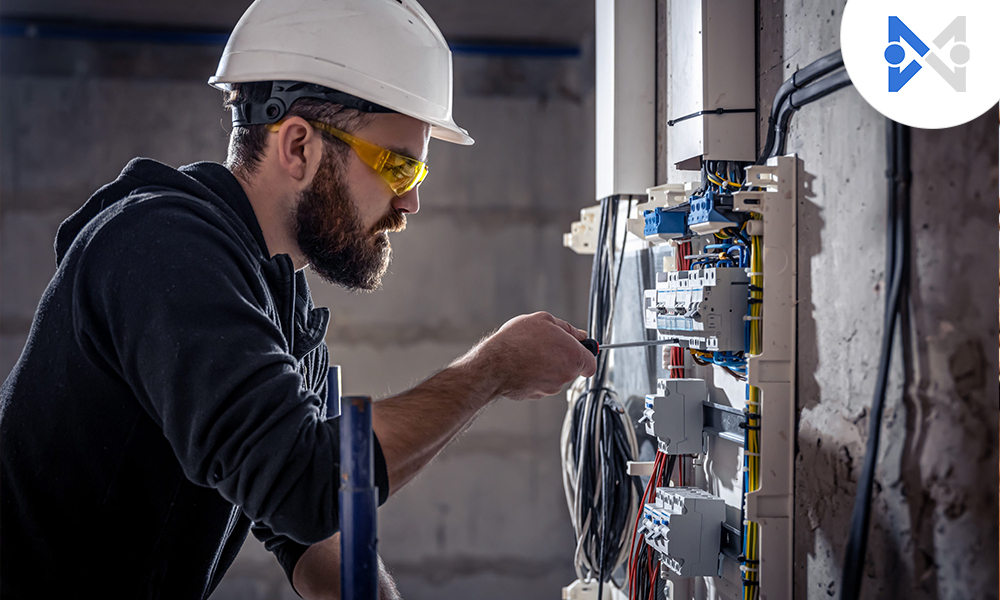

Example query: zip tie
[743,451,760,457]
[746,271,763,277]
[666,365,685,370]
[743,315,763,321]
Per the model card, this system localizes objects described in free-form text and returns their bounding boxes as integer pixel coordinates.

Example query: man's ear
[274,116,324,188]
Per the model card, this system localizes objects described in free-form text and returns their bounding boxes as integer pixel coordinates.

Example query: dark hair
[221,81,376,178]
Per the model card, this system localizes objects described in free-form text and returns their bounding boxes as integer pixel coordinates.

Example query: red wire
[647,556,656,600]
[629,452,665,597]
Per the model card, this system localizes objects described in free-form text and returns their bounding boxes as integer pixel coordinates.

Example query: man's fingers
[581,351,598,378]
[550,316,588,341]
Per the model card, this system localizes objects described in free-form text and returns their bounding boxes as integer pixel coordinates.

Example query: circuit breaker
[642,379,706,455]
[640,487,725,577]
[643,267,749,351]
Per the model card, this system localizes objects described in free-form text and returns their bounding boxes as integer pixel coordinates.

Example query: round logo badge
[840,0,1000,129]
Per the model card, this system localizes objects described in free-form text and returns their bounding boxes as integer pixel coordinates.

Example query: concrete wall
[767,1,999,599]
[0,23,596,600]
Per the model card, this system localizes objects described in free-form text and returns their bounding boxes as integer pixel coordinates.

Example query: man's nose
[392,187,419,215]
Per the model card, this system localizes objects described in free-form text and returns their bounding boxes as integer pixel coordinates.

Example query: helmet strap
[232,80,395,127]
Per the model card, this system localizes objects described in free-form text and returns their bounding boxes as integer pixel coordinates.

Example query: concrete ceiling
[0,0,593,45]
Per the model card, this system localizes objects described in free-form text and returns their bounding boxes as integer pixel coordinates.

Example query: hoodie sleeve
[69,194,363,546]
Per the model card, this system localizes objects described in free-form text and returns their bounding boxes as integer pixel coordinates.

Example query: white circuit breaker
[642,379,706,455]
[641,487,725,577]
[643,267,749,351]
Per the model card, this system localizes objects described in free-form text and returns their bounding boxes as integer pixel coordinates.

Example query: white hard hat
[209,0,473,145]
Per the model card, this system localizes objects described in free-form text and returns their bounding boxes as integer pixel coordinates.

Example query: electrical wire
[741,212,764,600]
[627,452,676,600]
[839,120,911,600]
[757,50,846,163]
[561,195,642,594]
[771,70,853,158]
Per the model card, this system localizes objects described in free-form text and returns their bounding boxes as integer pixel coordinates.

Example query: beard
[293,149,407,292]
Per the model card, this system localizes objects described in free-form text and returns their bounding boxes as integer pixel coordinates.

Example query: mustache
[372,209,407,234]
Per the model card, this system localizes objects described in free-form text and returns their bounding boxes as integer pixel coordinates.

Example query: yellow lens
[305,120,429,196]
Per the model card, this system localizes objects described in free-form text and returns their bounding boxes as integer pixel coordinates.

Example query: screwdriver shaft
[598,339,677,350]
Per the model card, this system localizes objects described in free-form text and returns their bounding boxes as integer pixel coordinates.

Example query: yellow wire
[744,213,763,600]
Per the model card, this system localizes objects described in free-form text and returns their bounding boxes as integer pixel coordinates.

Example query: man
[0,0,597,598]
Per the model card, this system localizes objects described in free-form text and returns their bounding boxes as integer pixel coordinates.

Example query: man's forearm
[372,348,500,495]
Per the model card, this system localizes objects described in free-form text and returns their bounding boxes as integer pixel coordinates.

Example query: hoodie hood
[55,158,269,267]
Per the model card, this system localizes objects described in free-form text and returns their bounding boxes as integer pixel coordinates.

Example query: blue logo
[885,16,968,92]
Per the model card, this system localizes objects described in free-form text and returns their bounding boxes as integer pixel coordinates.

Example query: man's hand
[472,311,598,400]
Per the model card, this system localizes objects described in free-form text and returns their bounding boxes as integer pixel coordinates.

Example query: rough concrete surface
[777,2,999,599]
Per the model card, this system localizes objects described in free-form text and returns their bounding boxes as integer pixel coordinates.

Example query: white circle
[841,0,1000,129]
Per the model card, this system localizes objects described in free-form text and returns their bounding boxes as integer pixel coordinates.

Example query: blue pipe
[0,18,582,58]
[340,396,378,600]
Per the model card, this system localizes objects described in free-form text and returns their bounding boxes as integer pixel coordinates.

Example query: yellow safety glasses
[266,120,428,196]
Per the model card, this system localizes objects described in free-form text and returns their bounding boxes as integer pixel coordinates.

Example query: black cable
[757,49,848,163]
[840,120,910,600]
[771,69,853,158]
[571,195,638,586]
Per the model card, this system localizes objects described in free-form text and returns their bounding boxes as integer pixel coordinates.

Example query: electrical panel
[640,487,725,577]
[643,267,749,351]
[667,0,756,170]
[642,379,706,455]
[560,156,797,600]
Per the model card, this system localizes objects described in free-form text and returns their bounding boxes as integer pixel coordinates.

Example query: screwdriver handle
[580,338,600,356]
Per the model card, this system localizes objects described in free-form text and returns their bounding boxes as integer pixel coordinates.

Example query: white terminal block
[563,204,601,255]
[643,267,749,351]
[640,487,725,577]
[642,379,706,455]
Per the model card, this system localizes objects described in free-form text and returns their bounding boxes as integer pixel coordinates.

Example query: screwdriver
[579,338,678,356]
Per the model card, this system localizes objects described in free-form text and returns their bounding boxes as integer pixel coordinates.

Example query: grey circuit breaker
[641,378,706,455]
[643,267,749,351]
[640,486,725,577]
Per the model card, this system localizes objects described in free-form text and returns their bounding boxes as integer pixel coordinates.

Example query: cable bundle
[741,214,764,600]
[839,121,911,600]
[627,452,675,600]
[561,196,641,594]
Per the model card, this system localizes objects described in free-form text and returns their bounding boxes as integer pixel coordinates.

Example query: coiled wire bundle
[560,196,641,594]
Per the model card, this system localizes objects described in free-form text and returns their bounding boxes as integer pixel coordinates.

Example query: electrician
[0,0,597,598]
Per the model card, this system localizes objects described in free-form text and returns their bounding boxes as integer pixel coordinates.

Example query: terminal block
[642,379,706,455]
[687,189,742,235]
[643,207,687,240]
[563,204,601,255]
[640,487,725,577]
[643,267,749,351]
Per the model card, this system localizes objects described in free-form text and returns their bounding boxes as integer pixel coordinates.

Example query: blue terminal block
[687,190,736,235]
[643,207,687,238]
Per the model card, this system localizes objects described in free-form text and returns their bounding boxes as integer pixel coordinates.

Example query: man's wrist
[448,339,506,403]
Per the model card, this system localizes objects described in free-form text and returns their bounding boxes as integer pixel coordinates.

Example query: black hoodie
[0,158,389,599]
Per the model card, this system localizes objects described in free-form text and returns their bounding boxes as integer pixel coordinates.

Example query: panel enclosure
[667,0,756,170]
